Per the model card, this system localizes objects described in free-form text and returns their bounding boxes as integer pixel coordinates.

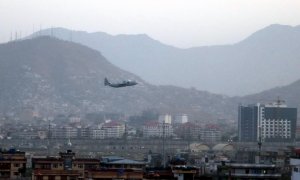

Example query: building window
[14,163,20,167]
[53,164,58,168]
[294,167,298,172]
[78,164,83,168]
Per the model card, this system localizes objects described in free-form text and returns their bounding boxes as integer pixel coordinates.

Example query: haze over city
[1,1,300,179]
[1,0,300,48]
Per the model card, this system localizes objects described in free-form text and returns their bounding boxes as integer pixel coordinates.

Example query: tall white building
[158,114,172,124]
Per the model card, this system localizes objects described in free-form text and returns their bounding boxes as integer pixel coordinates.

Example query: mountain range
[0,37,236,121]
[1,35,300,123]
[30,24,300,96]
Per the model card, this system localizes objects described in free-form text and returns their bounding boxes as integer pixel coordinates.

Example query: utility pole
[47,117,51,156]
[258,125,262,164]
[124,122,128,145]
[162,121,166,168]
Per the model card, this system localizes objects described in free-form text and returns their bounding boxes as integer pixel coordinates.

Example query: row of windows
[262,131,290,134]
[262,136,291,138]
[52,163,83,168]
[262,133,291,136]
[262,122,290,125]
[262,128,290,131]
[262,132,291,135]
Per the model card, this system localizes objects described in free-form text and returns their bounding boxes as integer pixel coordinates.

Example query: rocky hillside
[0,37,235,121]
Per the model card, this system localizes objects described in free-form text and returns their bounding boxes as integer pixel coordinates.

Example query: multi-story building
[68,115,81,123]
[77,127,90,139]
[238,105,258,142]
[200,124,221,142]
[51,121,125,139]
[290,148,300,180]
[143,121,173,138]
[64,126,78,139]
[174,123,220,141]
[51,126,83,139]
[32,150,100,180]
[87,156,145,179]
[51,127,65,139]
[102,121,125,138]
[0,149,27,179]
[217,163,282,179]
[238,102,297,142]
[90,127,105,139]
[17,129,38,139]
[174,122,201,139]
[32,150,145,180]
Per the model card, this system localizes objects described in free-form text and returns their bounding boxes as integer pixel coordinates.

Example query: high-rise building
[238,102,297,142]
[238,105,258,142]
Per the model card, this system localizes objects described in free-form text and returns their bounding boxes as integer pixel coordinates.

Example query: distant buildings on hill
[0,113,224,141]
[142,114,221,142]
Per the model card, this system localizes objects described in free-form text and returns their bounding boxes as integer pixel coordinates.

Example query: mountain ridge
[29,24,300,96]
[0,37,235,121]
[1,37,300,123]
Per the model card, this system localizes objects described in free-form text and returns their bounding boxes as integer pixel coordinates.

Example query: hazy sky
[1,0,300,48]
